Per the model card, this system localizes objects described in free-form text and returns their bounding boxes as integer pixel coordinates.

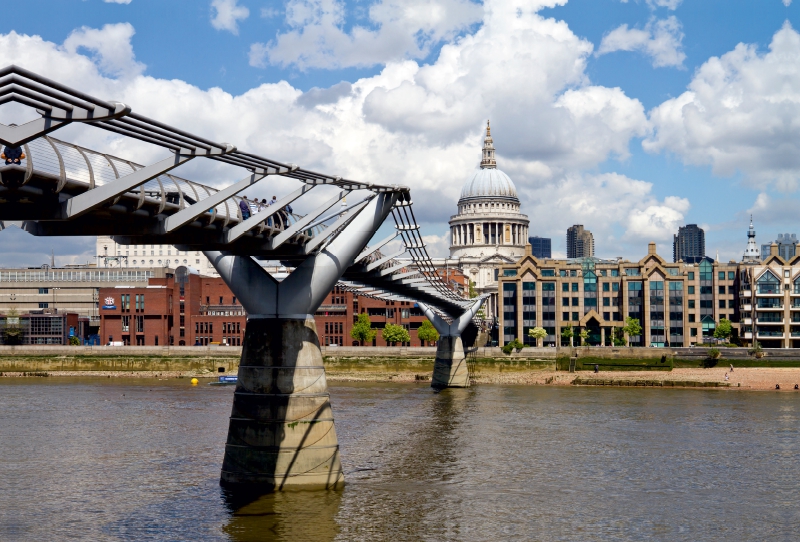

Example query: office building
[761,233,797,262]
[673,224,705,263]
[566,225,594,258]
[498,242,739,348]
[528,236,552,259]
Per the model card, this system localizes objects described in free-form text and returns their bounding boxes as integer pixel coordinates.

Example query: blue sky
[0,0,799,266]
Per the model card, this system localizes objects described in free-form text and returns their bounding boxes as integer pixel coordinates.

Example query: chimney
[770,242,779,257]
[648,242,656,255]
[525,243,532,256]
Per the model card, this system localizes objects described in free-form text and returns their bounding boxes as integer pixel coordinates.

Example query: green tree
[579,329,589,346]
[417,319,440,346]
[68,335,81,346]
[382,323,410,346]
[528,326,547,347]
[611,326,626,347]
[714,318,733,341]
[561,324,574,347]
[622,317,642,346]
[2,308,23,345]
[350,313,376,346]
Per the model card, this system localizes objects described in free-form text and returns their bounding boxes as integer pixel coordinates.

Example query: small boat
[209,375,238,386]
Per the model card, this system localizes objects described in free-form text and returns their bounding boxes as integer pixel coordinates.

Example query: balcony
[740,290,752,297]
[757,331,785,338]
[741,304,752,311]
[756,303,783,310]
[742,317,752,325]
[756,318,784,325]
[743,332,753,339]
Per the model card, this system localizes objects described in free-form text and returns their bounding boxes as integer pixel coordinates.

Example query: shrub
[502,339,524,355]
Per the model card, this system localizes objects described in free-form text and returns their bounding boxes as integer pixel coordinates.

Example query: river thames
[1,378,798,541]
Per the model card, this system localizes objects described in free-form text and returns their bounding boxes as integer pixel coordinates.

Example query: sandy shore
[4,367,800,391]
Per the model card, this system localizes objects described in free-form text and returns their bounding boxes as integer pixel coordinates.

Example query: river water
[1,378,799,541]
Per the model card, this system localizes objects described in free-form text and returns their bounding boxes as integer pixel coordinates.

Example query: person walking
[729,364,734,373]
[239,196,251,220]
[262,198,272,227]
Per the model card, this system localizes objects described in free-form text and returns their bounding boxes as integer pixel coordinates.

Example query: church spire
[743,215,760,263]
[480,120,496,169]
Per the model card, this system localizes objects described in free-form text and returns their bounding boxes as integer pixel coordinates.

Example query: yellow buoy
[191,378,199,386]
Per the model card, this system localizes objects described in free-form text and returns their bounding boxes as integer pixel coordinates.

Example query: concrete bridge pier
[417,298,486,389]
[205,191,398,492]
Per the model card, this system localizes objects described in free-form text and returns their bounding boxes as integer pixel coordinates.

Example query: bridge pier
[205,191,398,492]
[221,315,342,489]
[418,298,486,389]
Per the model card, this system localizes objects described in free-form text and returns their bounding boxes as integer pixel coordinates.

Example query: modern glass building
[761,233,797,262]
[673,224,705,263]
[528,236,551,259]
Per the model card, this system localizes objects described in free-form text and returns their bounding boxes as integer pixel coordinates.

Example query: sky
[0,0,799,266]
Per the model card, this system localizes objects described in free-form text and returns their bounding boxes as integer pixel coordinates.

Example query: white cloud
[597,16,685,68]
[784,0,792,7]
[104,0,132,4]
[211,0,250,35]
[645,22,800,192]
[0,2,680,259]
[619,0,682,9]
[62,23,144,78]
[249,0,484,69]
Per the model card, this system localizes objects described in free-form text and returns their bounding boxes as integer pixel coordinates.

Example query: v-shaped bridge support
[417,298,486,388]
[203,191,399,491]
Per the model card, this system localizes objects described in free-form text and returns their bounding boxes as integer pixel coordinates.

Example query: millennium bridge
[0,66,484,491]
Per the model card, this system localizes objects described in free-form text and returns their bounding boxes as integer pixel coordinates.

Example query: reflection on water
[2,377,800,540]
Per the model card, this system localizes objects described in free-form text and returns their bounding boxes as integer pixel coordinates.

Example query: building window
[688,286,695,294]
[572,297,579,306]
[728,272,735,280]
[603,297,610,306]
[38,302,48,308]
[571,283,579,292]
[719,300,726,308]
[611,270,619,277]
[122,316,130,332]
[135,316,144,333]
[719,271,725,280]
[562,283,569,292]
[688,300,695,308]
[562,312,569,321]
[602,283,609,292]
[572,312,579,321]
[38,288,49,294]
[562,298,570,306]
[690,328,697,337]
[541,269,555,276]
[689,314,696,322]
[612,283,619,292]
[719,286,725,294]
[688,272,695,280]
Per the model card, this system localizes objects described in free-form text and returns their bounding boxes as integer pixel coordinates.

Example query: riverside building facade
[498,242,740,348]
[738,242,800,348]
[98,267,441,347]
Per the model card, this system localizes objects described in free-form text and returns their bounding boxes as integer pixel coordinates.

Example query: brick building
[99,266,465,347]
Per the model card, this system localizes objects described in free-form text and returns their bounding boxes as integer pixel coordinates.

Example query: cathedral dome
[459,167,518,202]
[458,120,519,204]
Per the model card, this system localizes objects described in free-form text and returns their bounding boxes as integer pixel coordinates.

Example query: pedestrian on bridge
[239,197,251,220]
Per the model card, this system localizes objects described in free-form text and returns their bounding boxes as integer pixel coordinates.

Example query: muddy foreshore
[4,366,800,391]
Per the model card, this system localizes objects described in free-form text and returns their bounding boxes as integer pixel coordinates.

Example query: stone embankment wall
[1,345,799,372]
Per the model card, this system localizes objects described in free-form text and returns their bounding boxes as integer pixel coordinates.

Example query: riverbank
[4,366,800,391]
